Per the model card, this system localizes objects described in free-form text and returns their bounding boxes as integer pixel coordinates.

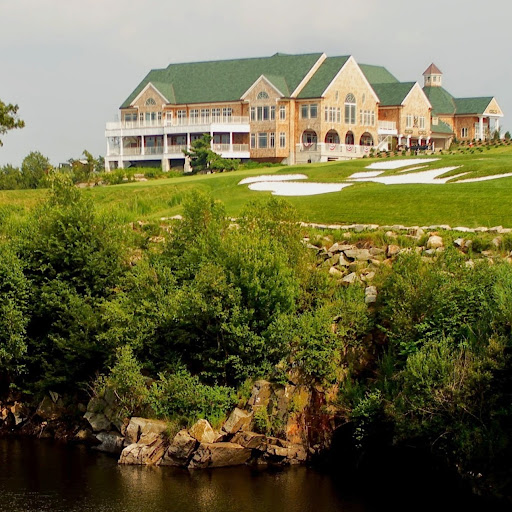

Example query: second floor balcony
[106,116,251,136]
[377,121,397,135]
[107,143,250,159]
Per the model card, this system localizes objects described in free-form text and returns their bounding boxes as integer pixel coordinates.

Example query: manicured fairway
[1,144,512,227]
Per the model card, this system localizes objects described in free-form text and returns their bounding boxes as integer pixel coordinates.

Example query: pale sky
[1,0,510,167]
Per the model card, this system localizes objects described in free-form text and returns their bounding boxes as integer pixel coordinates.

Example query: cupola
[423,63,443,87]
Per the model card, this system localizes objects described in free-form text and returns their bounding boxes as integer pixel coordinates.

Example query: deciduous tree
[0,100,24,146]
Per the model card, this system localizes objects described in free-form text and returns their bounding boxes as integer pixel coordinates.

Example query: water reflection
[0,438,361,512]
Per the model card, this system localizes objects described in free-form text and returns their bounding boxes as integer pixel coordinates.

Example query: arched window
[344,93,356,124]
[257,91,269,100]
[145,98,156,106]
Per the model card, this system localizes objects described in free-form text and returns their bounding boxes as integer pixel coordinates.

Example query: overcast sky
[1,0,510,167]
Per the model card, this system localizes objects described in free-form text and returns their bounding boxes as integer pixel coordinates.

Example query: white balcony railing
[106,116,250,131]
[107,143,249,158]
[213,144,249,153]
[145,146,164,155]
[377,121,397,133]
[123,147,142,156]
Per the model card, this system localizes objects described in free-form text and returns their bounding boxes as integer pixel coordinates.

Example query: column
[230,132,233,153]
[141,136,145,156]
[418,136,422,146]
[479,116,484,140]
[398,135,402,147]
[407,135,411,148]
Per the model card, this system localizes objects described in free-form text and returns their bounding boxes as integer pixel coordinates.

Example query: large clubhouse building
[104,53,504,171]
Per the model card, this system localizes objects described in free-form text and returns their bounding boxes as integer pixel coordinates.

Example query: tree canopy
[0,100,25,146]
[183,134,239,173]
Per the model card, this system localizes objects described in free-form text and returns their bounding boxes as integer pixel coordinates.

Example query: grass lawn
[2,144,512,228]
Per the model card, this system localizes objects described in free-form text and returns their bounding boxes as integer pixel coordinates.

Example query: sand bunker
[354,167,461,185]
[238,174,307,185]
[455,172,512,183]
[348,171,384,179]
[366,158,440,170]
[239,160,512,197]
[248,181,352,196]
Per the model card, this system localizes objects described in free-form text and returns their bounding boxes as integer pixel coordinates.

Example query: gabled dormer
[423,63,443,87]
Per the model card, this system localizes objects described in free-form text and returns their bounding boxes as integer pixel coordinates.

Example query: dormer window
[145,98,157,106]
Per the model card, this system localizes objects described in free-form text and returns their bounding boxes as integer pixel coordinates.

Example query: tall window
[270,132,275,148]
[201,108,210,123]
[300,104,318,119]
[270,106,275,121]
[177,110,186,125]
[406,114,413,128]
[461,127,468,138]
[258,132,268,149]
[279,105,286,120]
[212,108,221,122]
[250,133,256,149]
[344,94,356,124]
[190,109,199,123]
[419,116,425,129]
[279,132,286,148]
[222,107,232,121]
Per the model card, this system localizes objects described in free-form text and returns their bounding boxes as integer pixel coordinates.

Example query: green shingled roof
[423,86,456,115]
[423,86,493,117]
[297,56,350,98]
[431,119,453,134]
[359,64,399,85]
[371,82,416,106]
[454,97,493,115]
[121,53,323,108]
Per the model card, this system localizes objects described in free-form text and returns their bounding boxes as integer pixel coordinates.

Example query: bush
[148,368,236,426]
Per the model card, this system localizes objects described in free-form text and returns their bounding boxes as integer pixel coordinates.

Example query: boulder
[342,272,358,284]
[125,417,168,445]
[160,429,198,467]
[337,253,352,267]
[287,444,308,464]
[189,419,217,444]
[11,402,29,426]
[365,286,378,304]
[344,248,371,261]
[386,244,401,257]
[328,266,343,277]
[35,396,65,421]
[94,431,124,455]
[188,442,251,469]
[231,431,266,450]
[427,235,444,249]
[223,408,253,434]
[74,428,100,445]
[119,432,167,465]
[84,412,112,433]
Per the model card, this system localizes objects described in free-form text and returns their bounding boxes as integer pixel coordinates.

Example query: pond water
[0,438,506,512]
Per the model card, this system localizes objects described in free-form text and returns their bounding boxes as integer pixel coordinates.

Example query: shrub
[148,368,236,426]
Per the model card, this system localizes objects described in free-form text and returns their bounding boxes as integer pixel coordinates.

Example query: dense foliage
[1,181,512,496]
